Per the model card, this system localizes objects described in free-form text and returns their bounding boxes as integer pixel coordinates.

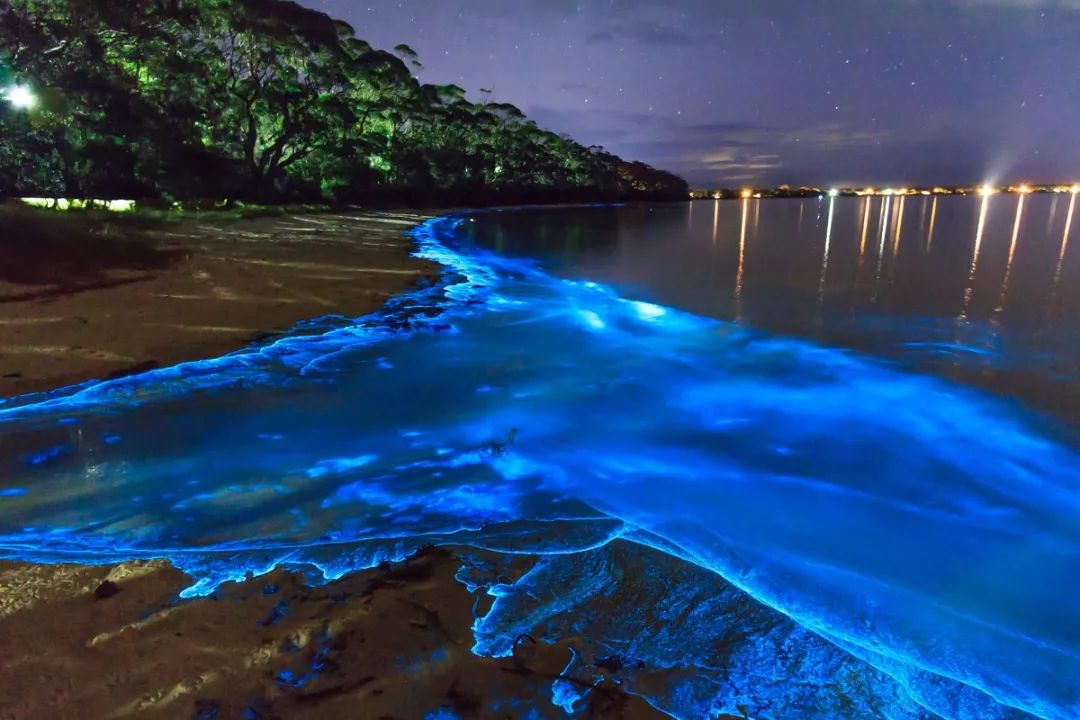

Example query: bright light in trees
[4,85,37,110]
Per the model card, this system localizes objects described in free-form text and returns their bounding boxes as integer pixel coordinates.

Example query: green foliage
[0,0,687,204]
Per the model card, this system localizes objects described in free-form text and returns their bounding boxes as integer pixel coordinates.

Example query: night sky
[303,0,1079,188]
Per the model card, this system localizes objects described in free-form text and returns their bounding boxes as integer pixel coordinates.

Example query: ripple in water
[0,213,1077,720]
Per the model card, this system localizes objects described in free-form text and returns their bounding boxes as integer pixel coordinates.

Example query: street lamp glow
[4,84,37,110]
[1017,184,1033,194]
[740,188,753,199]
[1071,184,1080,195]
[978,185,996,197]
[828,188,839,197]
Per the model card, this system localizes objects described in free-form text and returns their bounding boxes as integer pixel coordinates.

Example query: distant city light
[692,182,1078,201]
[3,84,37,110]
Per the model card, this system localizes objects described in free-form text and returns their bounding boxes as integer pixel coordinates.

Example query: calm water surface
[466,197,1080,424]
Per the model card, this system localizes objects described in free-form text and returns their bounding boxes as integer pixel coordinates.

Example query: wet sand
[0,550,670,720]
[0,208,440,398]
[0,208,676,719]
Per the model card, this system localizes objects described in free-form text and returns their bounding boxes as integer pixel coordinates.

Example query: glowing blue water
[1,213,1077,720]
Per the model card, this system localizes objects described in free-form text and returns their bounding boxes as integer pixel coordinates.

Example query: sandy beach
[0,208,673,719]
[0,209,442,399]
[0,549,671,720]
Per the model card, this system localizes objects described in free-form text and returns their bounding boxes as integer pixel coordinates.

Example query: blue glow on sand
[423,709,460,720]
[550,647,596,713]
[0,212,1078,720]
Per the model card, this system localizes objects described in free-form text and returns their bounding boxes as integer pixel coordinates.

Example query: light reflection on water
[0,205,1078,720]
[468,197,1080,425]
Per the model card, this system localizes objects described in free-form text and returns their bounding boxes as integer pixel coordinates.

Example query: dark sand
[0,209,676,719]
[0,209,439,398]
[0,550,670,719]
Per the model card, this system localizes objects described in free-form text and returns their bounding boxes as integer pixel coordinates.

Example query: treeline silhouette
[0,0,688,205]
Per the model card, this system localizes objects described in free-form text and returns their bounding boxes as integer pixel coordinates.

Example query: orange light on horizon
[698,183,1075,198]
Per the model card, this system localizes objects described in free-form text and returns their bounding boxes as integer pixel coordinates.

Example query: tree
[0,0,688,204]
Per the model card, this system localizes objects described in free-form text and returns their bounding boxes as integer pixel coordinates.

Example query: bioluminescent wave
[1,213,1078,720]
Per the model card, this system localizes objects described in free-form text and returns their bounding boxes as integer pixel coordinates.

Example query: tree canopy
[0,0,687,204]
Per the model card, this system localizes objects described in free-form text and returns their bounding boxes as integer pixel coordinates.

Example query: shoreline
[2,203,1068,719]
[0,209,441,400]
[0,548,671,720]
[0,207,674,719]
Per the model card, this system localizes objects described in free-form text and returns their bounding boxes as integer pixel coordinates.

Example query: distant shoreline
[691,182,1080,200]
